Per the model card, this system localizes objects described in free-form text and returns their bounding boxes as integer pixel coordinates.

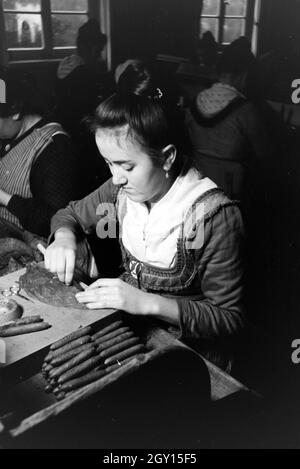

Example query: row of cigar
[0,316,51,337]
[42,320,145,400]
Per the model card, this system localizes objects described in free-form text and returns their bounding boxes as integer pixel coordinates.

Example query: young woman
[45,62,244,342]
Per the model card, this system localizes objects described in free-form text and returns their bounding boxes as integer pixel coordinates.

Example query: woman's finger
[86,278,122,290]
[65,251,76,286]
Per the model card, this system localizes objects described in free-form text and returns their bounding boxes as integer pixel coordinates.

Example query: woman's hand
[44,229,77,285]
[76,278,154,315]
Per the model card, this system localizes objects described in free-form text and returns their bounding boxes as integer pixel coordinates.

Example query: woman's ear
[162,144,177,172]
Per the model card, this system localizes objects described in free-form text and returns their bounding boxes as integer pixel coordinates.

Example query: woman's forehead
[96,128,144,161]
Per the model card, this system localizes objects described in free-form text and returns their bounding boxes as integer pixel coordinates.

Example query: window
[200,0,261,51]
[0,0,109,62]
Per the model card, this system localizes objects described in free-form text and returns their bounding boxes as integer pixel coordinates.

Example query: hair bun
[116,60,159,99]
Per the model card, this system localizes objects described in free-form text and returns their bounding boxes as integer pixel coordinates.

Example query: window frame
[0,0,107,63]
[200,0,260,52]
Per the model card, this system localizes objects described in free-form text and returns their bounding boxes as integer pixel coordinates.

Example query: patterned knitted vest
[0,122,68,229]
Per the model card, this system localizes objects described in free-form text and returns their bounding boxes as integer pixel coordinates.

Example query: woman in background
[0,70,80,272]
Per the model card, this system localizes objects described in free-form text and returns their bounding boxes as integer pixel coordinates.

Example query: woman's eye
[123,166,134,172]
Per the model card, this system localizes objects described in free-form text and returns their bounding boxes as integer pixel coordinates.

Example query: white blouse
[119,168,217,268]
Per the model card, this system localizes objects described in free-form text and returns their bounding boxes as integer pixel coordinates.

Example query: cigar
[50,326,92,351]
[58,356,104,385]
[92,321,124,340]
[0,322,51,337]
[60,368,108,393]
[99,337,141,360]
[94,327,131,345]
[49,336,91,358]
[0,316,43,332]
[104,344,145,366]
[50,349,97,380]
[50,343,96,367]
[44,384,54,394]
[56,392,66,401]
[53,386,63,396]
[105,355,143,374]
[96,331,135,351]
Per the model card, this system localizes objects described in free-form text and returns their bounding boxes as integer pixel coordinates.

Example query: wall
[109,0,203,66]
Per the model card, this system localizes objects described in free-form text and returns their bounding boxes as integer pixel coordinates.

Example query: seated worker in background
[186,36,273,205]
[44,62,244,363]
[0,70,80,274]
[56,19,112,196]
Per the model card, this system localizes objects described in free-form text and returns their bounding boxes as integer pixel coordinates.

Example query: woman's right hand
[44,229,77,285]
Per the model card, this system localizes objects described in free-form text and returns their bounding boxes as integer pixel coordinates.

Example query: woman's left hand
[75,278,153,315]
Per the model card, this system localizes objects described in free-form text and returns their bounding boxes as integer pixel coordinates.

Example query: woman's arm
[176,204,244,339]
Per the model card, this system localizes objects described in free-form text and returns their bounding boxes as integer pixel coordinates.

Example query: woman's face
[95,127,171,206]
[0,116,21,139]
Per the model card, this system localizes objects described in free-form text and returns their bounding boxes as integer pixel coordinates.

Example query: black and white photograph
[0,0,299,451]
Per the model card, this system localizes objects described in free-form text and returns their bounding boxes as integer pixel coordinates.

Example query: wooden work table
[0,267,262,448]
[0,267,116,366]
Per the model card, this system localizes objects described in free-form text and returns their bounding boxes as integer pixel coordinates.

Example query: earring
[165,171,169,180]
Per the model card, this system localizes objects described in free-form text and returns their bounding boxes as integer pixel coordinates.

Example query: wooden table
[0,268,116,366]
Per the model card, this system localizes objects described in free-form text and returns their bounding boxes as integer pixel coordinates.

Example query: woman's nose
[112,168,127,186]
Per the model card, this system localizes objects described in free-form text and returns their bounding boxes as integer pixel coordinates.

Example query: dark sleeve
[238,103,273,164]
[50,178,119,239]
[7,134,80,238]
[177,204,244,340]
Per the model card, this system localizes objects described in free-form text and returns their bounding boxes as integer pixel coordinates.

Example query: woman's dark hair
[218,37,256,76]
[0,69,45,118]
[92,61,193,177]
[77,19,107,53]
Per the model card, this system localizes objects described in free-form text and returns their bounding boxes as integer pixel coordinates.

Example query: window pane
[200,18,219,40]
[225,0,247,17]
[202,0,220,16]
[52,14,87,48]
[3,0,41,11]
[51,0,88,12]
[4,12,43,49]
[223,19,245,43]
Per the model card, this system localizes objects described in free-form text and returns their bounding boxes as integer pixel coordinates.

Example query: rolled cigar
[50,343,96,367]
[99,337,141,360]
[15,316,43,325]
[45,384,54,394]
[60,368,107,393]
[94,327,131,345]
[104,344,145,366]
[50,336,91,359]
[105,354,143,374]
[50,349,97,380]
[56,392,66,401]
[96,331,135,351]
[58,356,104,385]
[92,321,124,340]
[44,364,53,373]
[0,322,51,337]
[53,387,63,396]
[50,326,92,351]
[0,316,43,333]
